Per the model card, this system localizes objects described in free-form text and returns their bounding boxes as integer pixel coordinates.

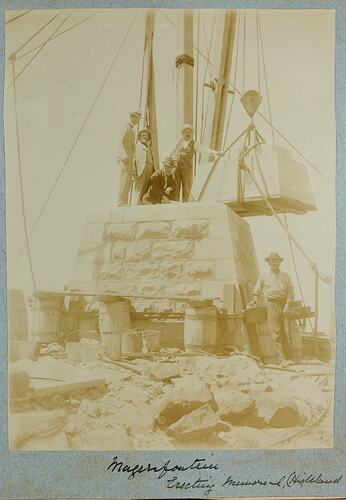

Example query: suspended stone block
[171,219,209,239]
[192,145,316,216]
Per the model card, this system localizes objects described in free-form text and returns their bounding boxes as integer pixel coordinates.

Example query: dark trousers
[172,164,193,202]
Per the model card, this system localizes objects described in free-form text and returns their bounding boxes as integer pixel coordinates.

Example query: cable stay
[10,59,37,290]
[9,12,61,58]
[13,12,99,63]
[11,13,138,272]
[5,11,32,25]
[7,13,72,90]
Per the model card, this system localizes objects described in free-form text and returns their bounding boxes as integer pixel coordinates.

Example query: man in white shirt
[131,129,154,205]
[171,124,222,202]
[252,252,295,362]
[116,110,141,205]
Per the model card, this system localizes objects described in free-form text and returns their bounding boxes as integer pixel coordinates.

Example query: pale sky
[4,8,335,331]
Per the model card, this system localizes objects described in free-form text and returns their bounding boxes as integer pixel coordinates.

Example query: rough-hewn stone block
[107,223,137,241]
[152,241,193,259]
[160,261,183,280]
[111,242,127,260]
[137,283,163,296]
[126,241,152,260]
[124,261,160,279]
[100,262,123,280]
[136,221,172,240]
[171,219,208,239]
[185,260,213,278]
[165,283,201,296]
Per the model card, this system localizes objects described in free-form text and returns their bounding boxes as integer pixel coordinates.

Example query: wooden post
[211,10,237,150]
[176,10,194,133]
[203,10,237,151]
[140,11,159,171]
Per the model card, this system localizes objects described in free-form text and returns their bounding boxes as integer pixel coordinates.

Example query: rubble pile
[9,352,332,450]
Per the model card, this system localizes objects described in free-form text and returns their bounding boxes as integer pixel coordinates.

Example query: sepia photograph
[5,7,335,452]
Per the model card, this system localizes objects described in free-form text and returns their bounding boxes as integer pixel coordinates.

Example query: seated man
[142,156,177,205]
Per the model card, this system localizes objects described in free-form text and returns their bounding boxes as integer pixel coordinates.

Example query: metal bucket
[101,333,122,360]
[122,330,143,354]
[29,291,64,343]
[184,300,217,353]
[142,330,161,353]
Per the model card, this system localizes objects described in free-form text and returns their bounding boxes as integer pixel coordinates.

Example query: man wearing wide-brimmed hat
[171,124,222,202]
[116,110,142,205]
[142,156,176,205]
[252,252,295,362]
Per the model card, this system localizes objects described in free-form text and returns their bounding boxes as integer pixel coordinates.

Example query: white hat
[130,110,142,117]
[181,123,194,134]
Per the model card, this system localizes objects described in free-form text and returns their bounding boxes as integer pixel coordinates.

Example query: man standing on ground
[251,252,295,362]
[171,124,222,202]
[116,110,141,206]
[142,156,176,205]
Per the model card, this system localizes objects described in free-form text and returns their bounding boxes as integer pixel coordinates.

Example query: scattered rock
[166,404,219,441]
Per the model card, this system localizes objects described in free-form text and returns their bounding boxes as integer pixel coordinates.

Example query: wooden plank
[32,377,106,398]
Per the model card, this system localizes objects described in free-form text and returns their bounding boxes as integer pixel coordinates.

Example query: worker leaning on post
[251,252,295,363]
[116,110,142,206]
[171,124,223,202]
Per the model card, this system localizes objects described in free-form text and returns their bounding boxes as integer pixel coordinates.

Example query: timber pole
[210,10,237,151]
[176,10,194,134]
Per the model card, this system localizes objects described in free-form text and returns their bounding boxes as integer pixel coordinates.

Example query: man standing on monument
[251,252,295,362]
[131,129,154,205]
[116,110,141,206]
[171,124,222,202]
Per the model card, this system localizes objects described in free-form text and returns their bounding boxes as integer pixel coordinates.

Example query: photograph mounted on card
[5,8,335,453]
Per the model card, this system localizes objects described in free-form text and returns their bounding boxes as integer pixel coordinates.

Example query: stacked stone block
[70,202,259,312]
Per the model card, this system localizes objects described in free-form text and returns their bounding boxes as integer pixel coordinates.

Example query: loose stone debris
[8,345,333,451]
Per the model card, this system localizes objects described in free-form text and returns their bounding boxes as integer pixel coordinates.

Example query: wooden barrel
[184,299,217,353]
[8,289,28,341]
[97,295,131,334]
[29,291,65,343]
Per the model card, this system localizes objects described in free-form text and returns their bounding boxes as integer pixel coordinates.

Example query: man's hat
[265,251,283,262]
[130,109,142,117]
[181,123,194,134]
[163,156,176,168]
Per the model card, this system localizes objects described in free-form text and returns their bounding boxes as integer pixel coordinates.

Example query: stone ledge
[107,223,137,241]
[152,241,194,259]
[136,221,172,240]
